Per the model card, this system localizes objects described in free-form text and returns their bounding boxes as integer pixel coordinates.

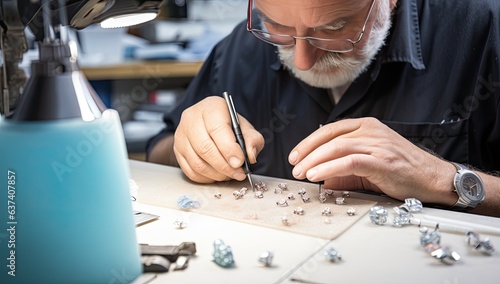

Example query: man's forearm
[147,135,179,167]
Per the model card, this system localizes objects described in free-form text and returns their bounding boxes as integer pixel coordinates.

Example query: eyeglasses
[246,0,377,53]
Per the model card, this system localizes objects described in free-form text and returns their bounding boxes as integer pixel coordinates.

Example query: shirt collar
[381,0,426,70]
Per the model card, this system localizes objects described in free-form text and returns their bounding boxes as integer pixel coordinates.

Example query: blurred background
[17,0,247,161]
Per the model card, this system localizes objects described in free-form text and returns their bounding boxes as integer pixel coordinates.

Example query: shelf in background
[81,60,203,80]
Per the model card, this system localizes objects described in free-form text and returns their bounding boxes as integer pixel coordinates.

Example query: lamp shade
[0,41,141,283]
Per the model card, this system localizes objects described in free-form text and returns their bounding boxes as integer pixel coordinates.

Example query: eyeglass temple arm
[247,0,253,31]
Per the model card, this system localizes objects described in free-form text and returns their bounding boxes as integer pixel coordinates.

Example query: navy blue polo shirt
[147,0,500,180]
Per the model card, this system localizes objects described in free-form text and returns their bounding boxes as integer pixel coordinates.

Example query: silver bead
[276,199,288,207]
[281,215,290,226]
[404,198,423,212]
[293,207,305,215]
[254,190,264,198]
[233,190,243,200]
[298,188,307,196]
[173,219,187,229]
[430,246,461,265]
[321,207,332,216]
[319,193,327,203]
[277,183,288,191]
[323,247,342,262]
[346,207,356,216]
[239,187,249,195]
[257,251,274,267]
[368,206,388,225]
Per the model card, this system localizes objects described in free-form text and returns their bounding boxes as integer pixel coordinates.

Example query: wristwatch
[451,162,486,210]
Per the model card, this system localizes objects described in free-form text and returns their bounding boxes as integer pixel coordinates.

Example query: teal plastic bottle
[0,41,141,283]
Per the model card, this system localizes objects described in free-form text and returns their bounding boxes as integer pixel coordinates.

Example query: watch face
[459,172,485,202]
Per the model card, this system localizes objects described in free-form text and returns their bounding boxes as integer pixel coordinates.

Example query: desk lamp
[0,0,163,283]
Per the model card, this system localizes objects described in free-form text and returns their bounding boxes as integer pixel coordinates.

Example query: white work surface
[129,160,500,284]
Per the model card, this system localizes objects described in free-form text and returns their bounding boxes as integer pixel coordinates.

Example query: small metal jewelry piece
[274,187,283,194]
[335,197,345,205]
[254,180,268,191]
[321,207,332,216]
[276,199,288,207]
[277,183,288,191]
[301,194,311,203]
[173,219,187,229]
[368,206,388,225]
[233,190,244,200]
[323,247,342,262]
[214,192,222,199]
[239,187,249,195]
[346,207,356,216]
[254,190,264,198]
[293,207,305,215]
[319,193,327,203]
[325,189,334,196]
[212,239,235,268]
[281,215,290,226]
[404,198,423,212]
[177,195,201,210]
[392,205,413,227]
[419,226,441,247]
[257,251,274,267]
[298,188,307,196]
[466,231,495,255]
[342,191,350,198]
[430,246,461,265]
[324,218,332,224]
[287,193,295,200]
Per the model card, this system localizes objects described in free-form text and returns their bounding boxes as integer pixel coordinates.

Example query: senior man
[147,0,500,217]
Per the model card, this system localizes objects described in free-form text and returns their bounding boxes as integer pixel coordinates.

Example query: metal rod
[42,0,54,43]
[0,26,9,116]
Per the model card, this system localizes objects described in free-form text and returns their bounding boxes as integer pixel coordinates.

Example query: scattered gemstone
[404,198,423,212]
[321,207,332,216]
[346,207,356,216]
[258,251,274,267]
[233,190,243,200]
[323,247,342,262]
[254,190,264,198]
[177,195,201,210]
[335,197,345,205]
[368,206,388,225]
[293,207,305,215]
[213,239,235,268]
[276,199,288,207]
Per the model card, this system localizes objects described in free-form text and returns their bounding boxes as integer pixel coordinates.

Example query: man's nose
[293,38,322,71]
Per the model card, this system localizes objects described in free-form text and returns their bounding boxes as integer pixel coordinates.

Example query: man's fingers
[239,115,265,164]
[174,140,232,183]
[289,118,364,165]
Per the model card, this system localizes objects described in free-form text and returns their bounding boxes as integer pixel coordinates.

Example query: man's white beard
[277,0,392,89]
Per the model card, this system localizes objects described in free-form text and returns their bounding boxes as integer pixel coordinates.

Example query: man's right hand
[173,96,265,183]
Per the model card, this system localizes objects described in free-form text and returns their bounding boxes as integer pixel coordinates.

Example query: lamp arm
[0,0,164,116]
[0,0,28,116]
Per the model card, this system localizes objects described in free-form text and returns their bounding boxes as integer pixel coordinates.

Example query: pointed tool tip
[247,173,254,190]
